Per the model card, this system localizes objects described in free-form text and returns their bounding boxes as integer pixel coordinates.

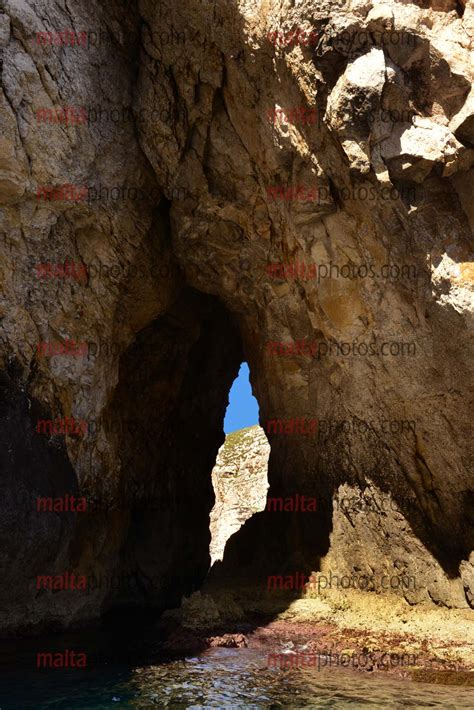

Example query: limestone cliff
[210,425,269,564]
[0,0,473,636]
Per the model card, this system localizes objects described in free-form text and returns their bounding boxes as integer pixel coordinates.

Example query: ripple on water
[0,645,473,708]
[125,648,472,709]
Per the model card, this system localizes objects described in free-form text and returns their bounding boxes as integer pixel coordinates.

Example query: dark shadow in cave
[95,290,337,644]
[97,287,244,618]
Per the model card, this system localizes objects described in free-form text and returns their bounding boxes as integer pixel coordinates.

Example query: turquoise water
[0,630,472,709]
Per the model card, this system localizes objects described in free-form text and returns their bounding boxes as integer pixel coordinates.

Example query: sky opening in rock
[224,362,259,433]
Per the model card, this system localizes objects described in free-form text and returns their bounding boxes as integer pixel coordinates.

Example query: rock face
[0,0,473,635]
[210,425,269,564]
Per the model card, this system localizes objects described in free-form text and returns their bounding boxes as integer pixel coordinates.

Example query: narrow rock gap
[209,362,270,566]
[82,288,246,622]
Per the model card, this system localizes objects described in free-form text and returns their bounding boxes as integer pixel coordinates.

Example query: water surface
[0,632,472,709]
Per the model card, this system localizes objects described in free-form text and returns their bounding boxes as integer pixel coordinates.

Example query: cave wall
[0,0,242,635]
[136,0,474,608]
[0,0,473,635]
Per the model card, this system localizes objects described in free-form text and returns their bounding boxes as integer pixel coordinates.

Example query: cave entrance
[209,362,270,565]
[101,291,273,616]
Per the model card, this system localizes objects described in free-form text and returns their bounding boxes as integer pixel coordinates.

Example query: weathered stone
[210,425,269,563]
[0,13,10,48]
[450,88,474,146]
[181,591,221,630]
[380,117,467,182]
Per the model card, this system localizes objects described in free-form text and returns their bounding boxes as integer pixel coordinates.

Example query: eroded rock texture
[0,0,473,634]
[210,425,269,563]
